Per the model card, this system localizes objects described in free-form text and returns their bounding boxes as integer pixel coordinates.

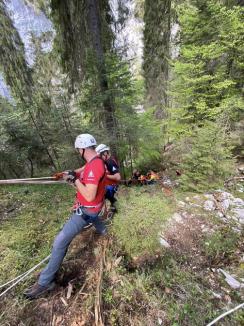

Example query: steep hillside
[0,183,243,325]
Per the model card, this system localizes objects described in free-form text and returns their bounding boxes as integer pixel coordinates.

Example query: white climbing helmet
[95,144,110,154]
[74,134,97,149]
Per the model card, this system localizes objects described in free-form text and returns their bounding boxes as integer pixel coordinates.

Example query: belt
[74,202,104,215]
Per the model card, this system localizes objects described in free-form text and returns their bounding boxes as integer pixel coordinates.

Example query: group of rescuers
[24,134,121,299]
[24,133,160,299]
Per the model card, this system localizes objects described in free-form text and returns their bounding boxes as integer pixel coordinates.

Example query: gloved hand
[63,170,77,183]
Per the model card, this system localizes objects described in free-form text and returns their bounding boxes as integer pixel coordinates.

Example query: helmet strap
[81,148,85,160]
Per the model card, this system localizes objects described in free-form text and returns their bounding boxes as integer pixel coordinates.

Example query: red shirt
[75,157,106,212]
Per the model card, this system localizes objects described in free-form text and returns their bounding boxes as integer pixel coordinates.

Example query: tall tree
[172,0,244,126]
[50,0,118,152]
[0,2,32,101]
[143,0,171,117]
[0,2,58,171]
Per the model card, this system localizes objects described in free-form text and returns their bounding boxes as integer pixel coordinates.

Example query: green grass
[0,184,74,285]
[203,227,240,260]
[103,186,244,326]
[111,185,174,257]
[103,253,219,325]
[1,184,243,325]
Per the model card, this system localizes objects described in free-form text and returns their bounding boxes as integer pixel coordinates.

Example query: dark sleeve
[106,158,119,175]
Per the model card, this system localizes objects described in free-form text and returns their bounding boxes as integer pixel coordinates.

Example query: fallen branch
[94,239,108,326]
[206,302,244,326]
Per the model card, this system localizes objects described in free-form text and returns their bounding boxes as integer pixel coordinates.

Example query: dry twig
[94,239,109,326]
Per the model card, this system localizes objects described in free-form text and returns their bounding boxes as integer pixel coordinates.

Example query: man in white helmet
[95,144,121,211]
[24,134,107,299]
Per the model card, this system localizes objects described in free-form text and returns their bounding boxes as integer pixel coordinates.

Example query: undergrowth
[104,186,244,326]
[0,184,243,325]
[111,185,174,257]
[0,185,74,285]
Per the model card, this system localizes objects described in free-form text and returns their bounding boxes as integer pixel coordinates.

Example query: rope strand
[0,255,50,298]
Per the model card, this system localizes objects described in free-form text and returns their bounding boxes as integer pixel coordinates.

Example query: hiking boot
[24,282,56,300]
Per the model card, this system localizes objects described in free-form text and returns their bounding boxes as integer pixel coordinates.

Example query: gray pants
[38,210,106,286]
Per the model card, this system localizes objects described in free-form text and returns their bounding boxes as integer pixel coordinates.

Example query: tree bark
[87,0,118,153]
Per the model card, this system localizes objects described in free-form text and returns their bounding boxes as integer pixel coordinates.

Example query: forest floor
[0,179,244,326]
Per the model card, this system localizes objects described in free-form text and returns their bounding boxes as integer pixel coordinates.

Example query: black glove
[63,170,77,183]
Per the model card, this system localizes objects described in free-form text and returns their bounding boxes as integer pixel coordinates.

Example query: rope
[206,302,244,326]
[0,270,31,289]
[0,255,50,298]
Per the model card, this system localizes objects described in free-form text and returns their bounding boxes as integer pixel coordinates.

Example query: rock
[193,195,202,202]
[203,200,216,211]
[177,200,186,207]
[238,166,244,174]
[201,225,209,233]
[172,213,183,223]
[159,237,171,248]
[220,199,231,211]
[218,269,244,289]
[232,227,241,233]
[239,217,244,225]
[232,198,244,207]
[211,291,222,299]
[216,211,224,218]
[204,194,215,201]
[181,211,188,218]
[189,202,201,208]
[232,208,244,222]
[162,177,173,188]
[213,190,234,201]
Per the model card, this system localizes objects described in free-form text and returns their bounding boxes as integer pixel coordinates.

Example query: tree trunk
[87,0,118,153]
[28,158,34,177]
[143,0,171,117]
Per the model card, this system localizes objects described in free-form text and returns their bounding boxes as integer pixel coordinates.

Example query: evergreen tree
[143,0,171,116]
[179,122,235,191]
[50,0,119,152]
[172,0,244,126]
